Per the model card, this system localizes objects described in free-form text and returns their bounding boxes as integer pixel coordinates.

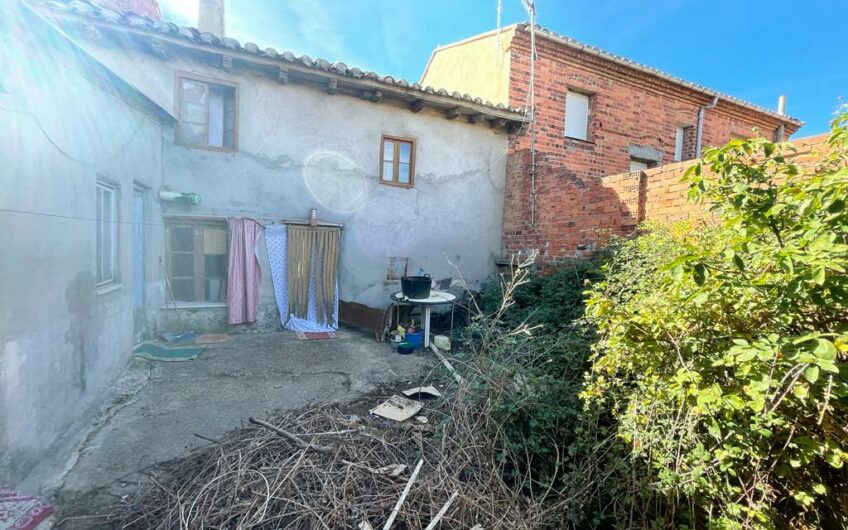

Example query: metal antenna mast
[521,0,537,226]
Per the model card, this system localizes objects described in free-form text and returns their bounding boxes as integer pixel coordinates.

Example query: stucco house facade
[422,24,805,260]
[0,0,523,484]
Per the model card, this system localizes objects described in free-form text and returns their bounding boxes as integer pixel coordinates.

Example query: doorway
[133,187,145,342]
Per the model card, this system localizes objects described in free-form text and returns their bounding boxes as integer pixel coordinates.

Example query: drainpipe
[694,96,719,157]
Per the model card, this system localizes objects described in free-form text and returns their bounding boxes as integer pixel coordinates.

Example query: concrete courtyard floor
[22,329,432,527]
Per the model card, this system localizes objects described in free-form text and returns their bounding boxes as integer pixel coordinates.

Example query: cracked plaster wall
[86,44,510,325]
[0,24,165,483]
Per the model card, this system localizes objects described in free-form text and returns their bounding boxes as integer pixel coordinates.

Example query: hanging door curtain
[265,224,340,332]
[227,218,262,325]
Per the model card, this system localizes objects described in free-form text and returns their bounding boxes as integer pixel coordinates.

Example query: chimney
[198,0,225,37]
[777,95,786,116]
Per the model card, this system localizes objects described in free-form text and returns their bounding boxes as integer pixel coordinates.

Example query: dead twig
[248,416,334,455]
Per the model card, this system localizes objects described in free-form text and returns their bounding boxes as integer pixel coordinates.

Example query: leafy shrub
[467,258,600,492]
[480,258,602,332]
[582,111,848,529]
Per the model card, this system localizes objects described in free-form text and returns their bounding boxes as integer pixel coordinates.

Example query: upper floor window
[379,135,415,188]
[564,90,591,141]
[96,181,118,285]
[176,74,237,150]
[675,125,695,161]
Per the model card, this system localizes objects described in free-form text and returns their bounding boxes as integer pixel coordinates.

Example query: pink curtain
[227,218,261,325]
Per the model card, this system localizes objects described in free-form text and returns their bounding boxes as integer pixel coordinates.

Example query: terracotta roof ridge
[39,0,526,116]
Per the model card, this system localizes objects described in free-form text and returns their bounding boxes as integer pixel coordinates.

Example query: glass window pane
[181,80,206,104]
[565,91,590,140]
[398,163,410,184]
[205,278,225,302]
[97,186,115,283]
[171,227,194,252]
[207,89,225,147]
[171,279,196,302]
[382,140,395,162]
[382,161,394,181]
[203,227,227,255]
[204,254,226,277]
[171,253,194,277]
[399,142,411,163]
[96,188,103,281]
[224,88,236,148]
[181,102,206,124]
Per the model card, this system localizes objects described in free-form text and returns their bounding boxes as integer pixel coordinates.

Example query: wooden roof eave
[47,11,527,129]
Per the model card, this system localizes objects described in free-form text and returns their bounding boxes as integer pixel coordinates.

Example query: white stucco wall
[0,21,165,483]
[83,42,509,327]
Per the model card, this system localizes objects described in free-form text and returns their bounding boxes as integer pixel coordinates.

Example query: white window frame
[564,90,591,141]
[96,181,118,286]
[674,126,685,162]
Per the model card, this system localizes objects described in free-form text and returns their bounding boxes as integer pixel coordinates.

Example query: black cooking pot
[401,274,431,299]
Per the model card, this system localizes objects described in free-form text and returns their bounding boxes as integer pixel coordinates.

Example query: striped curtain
[286,226,340,326]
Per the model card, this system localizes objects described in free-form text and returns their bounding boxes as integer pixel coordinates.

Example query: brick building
[422,24,804,260]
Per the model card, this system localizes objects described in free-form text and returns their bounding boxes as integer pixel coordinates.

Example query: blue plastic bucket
[406,331,422,350]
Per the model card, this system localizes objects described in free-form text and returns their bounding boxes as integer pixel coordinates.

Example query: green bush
[467,259,600,492]
[582,111,848,529]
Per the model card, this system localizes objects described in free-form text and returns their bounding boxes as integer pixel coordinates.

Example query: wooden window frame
[378,135,416,189]
[174,72,239,152]
[96,180,119,286]
[165,221,229,303]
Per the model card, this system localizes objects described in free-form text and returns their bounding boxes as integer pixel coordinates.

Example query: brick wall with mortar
[503,26,802,260]
[598,133,832,230]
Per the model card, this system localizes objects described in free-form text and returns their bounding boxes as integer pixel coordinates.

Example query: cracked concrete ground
[22,329,432,527]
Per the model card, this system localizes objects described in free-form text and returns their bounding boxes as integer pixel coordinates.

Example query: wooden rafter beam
[326,78,337,94]
[445,107,462,120]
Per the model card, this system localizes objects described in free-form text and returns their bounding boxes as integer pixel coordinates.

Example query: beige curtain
[286,225,340,326]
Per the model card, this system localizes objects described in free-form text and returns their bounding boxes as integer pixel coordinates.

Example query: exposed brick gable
[503,27,802,260]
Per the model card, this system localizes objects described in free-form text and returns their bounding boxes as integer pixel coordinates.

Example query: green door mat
[133,342,205,362]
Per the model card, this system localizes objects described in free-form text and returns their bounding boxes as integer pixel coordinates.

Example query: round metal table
[390,290,457,348]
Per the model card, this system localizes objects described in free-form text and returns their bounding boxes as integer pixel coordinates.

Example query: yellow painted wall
[420,27,514,106]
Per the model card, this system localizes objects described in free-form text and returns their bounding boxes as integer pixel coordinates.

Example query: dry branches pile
[112,385,549,529]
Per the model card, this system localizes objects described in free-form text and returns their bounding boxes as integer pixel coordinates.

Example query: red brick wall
[503,27,800,260]
[599,134,831,229]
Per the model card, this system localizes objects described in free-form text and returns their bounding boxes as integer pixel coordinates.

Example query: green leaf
[803,365,820,384]
[815,339,837,361]
[813,267,826,285]
[693,263,707,286]
[763,142,775,157]
[733,254,745,271]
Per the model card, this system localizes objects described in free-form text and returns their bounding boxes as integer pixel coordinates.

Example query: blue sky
[159,0,846,136]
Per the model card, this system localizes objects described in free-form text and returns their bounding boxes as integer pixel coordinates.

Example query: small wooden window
[379,136,415,188]
[176,74,237,150]
[166,222,228,302]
